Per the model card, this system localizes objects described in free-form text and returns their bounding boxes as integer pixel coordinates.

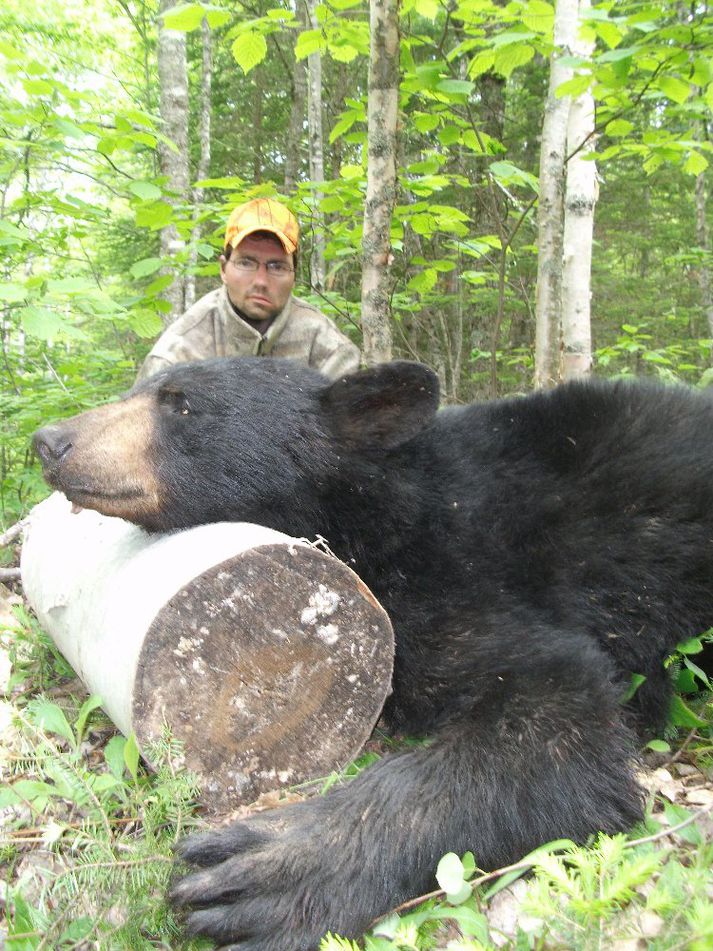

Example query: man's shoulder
[288,295,350,333]
[289,294,329,320]
[167,287,225,336]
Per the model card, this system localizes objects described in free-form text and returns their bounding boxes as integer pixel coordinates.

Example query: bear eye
[159,386,191,416]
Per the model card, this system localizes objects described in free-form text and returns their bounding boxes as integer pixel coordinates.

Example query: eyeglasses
[230,257,294,277]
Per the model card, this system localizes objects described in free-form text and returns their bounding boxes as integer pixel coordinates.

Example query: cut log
[21,493,394,809]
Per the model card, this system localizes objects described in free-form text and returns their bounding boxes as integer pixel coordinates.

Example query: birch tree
[157,0,190,322]
[560,0,596,381]
[184,17,213,309]
[694,119,713,339]
[533,0,577,388]
[360,0,400,366]
[306,0,326,291]
[284,3,308,194]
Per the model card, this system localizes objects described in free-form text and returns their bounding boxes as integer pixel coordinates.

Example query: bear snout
[33,425,74,468]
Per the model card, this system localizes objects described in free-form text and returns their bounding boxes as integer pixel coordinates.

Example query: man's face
[220,233,296,322]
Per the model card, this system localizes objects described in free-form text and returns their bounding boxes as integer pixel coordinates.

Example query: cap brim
[226,226,297,255]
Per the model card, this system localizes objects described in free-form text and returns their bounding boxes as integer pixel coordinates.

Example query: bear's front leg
[170,640,645,950]
[170,766,429,950]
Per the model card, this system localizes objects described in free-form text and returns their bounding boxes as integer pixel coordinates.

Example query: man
[137,198,361,381]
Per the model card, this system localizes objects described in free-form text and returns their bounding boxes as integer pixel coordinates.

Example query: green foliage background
[2,0,713,530]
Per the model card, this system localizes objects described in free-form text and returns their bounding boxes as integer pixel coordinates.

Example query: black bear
[33,357,713,950]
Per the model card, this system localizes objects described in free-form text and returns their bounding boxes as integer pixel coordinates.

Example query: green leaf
[329,114,358,144]
[645,738,671,752]
[413,113,440,133]
[683,656,711,690]
[130,257,164,279]
[20,306,67,341]
[295,29,323,61]
[494,43,534,78]
[231,31,268,74]
[105,735,128,779]
[676,635,706,654]
[622,672,646,702]
[407,267,438,294]
[53,117,86,139]
[90,773,122,794]
[468,49,495,79]
[75,694,104,745]
[436,852,467,894]
[684,151,708,176]
[0,282,27,303]
[22,77,54,96]
[663,802,703,845]
[430,903,489,940]
[436,79,474,98]
[414,0,439,19]
[489,160,539,190]
[59,918,94,943]
[461,850,476,878]
[328,42,359,64]
[161,2,212,31]
[606,119,634,137]
[0,220,27,241]
[129,309,165,338]
[46,277,94,295]
[668,694,708,728]
[339,164,364,180]
[595,21,624,49]
[129,181,163,201]
[135,201,174,230]
[521,1,554,35]
[556,74,592,99]
[124,732,141,783]
[410,212,435,235]
[27,698,75,746]
[204,6,232,28]
[656,76,691,105]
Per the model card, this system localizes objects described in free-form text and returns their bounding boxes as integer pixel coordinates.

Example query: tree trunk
[306,0,326,291]
[361,0,400,366]
[184,17,213,310]
[694,121,713,338]
[284,4,308,193]
[561,0,596,381]
[253,67,265,182]
[157,0,190,323]
[21,493,394,812]
[534,0,577,388]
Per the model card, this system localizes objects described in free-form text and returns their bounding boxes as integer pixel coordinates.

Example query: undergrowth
[1,605,712,950]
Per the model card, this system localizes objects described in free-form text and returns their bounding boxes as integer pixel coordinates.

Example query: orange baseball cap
[224,198,300,254]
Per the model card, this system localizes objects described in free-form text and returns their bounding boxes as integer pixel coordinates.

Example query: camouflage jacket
[137,286,361,382]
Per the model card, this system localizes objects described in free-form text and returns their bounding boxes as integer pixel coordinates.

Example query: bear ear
[320,361,440,450]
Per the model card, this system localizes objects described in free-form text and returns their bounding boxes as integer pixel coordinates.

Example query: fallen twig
[0,567,21,583]
[1,519,27,548]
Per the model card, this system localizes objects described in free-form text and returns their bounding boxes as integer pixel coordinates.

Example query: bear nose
[33,426,73,465]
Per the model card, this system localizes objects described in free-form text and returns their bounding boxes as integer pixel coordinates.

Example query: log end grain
[133,542,394,809]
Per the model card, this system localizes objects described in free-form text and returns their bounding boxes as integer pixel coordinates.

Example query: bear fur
[33,357,713,950]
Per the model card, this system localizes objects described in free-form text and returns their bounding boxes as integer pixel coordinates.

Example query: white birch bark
[306,0,326,291]
[561,0,596,381]
[285,3,309,193]
[158,0,190,322]
[22,494,394,811]
[534,0,577,388]
[694,120,713,338]
[361,0,400,366]
[184,17,213,309]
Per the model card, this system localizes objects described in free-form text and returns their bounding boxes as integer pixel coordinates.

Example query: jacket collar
[219,285,292,354]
